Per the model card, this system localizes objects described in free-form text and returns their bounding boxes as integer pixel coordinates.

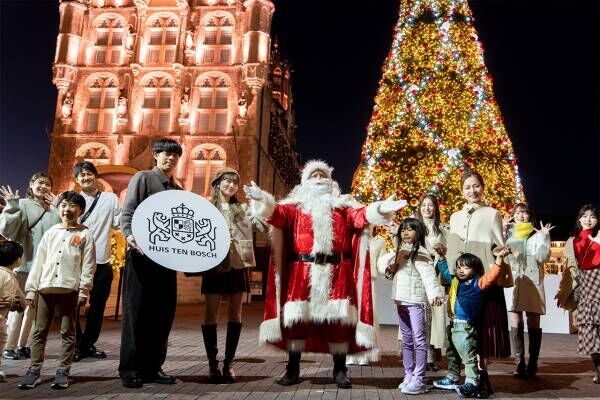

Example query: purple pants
[397,303,428,384]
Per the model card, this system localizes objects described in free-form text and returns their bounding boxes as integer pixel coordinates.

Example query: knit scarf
[513,222,534,239]
[574,229,600,270]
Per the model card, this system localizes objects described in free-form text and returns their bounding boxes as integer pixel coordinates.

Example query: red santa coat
[255,193,384,355]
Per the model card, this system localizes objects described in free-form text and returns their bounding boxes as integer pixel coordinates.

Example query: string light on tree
[352,0,524,218]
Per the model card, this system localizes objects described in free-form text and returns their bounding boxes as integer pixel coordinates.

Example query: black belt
[290,252,351,264]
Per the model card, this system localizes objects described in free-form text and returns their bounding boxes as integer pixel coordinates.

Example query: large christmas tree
[352,0,524,218]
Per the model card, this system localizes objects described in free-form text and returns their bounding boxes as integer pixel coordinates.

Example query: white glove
[378,194,407,214]
[243,181,264,201]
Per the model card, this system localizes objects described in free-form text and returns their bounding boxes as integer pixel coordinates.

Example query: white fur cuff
[259,318,282,345]
[249,191,276,220]
[355,321,376,349]
[366,202,392,226]
[328,342,349,355]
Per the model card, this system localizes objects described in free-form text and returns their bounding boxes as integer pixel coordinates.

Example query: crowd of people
[0,138,598,398]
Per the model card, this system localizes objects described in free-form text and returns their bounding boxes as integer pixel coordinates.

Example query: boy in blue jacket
[433,248,510,398]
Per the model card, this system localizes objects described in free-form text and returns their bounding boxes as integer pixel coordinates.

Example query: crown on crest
[171,203,194,219]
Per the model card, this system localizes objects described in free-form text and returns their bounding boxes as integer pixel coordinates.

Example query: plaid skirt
[576,267,600,355]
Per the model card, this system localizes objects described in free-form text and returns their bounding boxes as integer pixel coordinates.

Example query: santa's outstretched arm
[244,181,276,220]
[365,194,407,226]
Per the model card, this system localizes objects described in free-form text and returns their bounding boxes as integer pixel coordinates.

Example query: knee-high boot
[201,324,221,383]
[333,353,352,389]
[527,328,542,377]
[222,321,242,383]
[277,351,301,386]
[592,353,600,384]
[510,327,526,378]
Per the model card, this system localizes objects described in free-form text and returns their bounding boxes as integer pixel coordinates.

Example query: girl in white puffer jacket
[380,218,444,395]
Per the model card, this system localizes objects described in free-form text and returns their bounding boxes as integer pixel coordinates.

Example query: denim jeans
[446,321,479,382]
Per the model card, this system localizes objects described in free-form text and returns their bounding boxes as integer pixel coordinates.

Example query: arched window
[93,16,125,65]
[75,142,112,166]
[141,75,173,133]
[196,76,229,133]
[146,15,178,65]
[86,76,118,133]
[190,144,226,197]
[202,14,233,64]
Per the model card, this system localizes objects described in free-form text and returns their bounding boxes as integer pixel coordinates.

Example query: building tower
[48,0,299,202]
[47,0,300,304]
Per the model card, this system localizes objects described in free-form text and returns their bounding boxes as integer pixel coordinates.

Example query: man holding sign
[118,138,182,388]
[245,160,406,388]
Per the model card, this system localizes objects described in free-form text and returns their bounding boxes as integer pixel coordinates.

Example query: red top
[573,229,600,270]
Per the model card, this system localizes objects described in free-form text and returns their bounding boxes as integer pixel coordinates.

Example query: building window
[202,15,233,65]
[190,145,226,197]
[141,76,173,133]
[146,17,178,65]
[85,76,118,133]
[196,77,229,134]
[94,17,124,65]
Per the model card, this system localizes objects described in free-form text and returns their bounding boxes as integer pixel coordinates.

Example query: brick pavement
[0,303,598,399]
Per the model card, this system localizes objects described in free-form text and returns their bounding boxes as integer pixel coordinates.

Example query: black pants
[118,250,177,376]
[77,262,114,349]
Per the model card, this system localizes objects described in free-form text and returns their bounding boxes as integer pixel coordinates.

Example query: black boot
[277,351,301,386]
[592,354,600,384]
[201,324,222,384]
[222,321,242,384]
[510,327,526,378]
[475,370,491,398]
[527,328,542,377]
[333,353,352,389]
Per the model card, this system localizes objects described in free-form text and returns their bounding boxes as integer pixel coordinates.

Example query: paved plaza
[0,303,598,399]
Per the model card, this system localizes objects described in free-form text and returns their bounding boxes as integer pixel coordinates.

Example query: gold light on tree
[352,0,524,219]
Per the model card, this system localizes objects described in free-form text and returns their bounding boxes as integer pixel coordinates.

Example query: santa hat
[301,160,333,184]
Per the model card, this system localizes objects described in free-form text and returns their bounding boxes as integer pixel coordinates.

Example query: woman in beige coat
[445,171,512,398]
[415,194,448,371]
[199,168,260,384]
[504,203,552,378]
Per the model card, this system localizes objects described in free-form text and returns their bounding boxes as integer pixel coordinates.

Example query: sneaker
[401,380,428,395]
[0,370,6,382]
[433,376,459,390]
[50,369,69,390]
[18,369,41,390]
[17,347,31,359]
[456,382,479,398]
[398,375,412,389]
[3,350,19,360]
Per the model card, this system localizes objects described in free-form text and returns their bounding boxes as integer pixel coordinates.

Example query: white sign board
[131,191,230,273]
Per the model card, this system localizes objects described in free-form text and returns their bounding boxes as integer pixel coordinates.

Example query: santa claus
[244,160,405,388]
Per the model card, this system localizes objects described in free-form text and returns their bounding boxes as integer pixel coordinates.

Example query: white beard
[286,179,340,255]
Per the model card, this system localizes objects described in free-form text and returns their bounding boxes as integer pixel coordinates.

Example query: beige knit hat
[211,167,240,187]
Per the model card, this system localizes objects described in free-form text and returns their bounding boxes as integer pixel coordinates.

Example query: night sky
[1,0,599,236]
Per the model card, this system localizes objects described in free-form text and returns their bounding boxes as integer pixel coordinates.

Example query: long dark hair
[573,204,600,237]
[396,217,426,263]
[456,253,485,278]
[415,193,442,236]
[26,172,52,199]
[210,172,245,222]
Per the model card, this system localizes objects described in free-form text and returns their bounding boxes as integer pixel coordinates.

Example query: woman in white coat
[445,171,513,398]
[504,203,552,378]
[415,194,448,371]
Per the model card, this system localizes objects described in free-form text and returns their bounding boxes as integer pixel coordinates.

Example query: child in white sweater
[19,191,96,390]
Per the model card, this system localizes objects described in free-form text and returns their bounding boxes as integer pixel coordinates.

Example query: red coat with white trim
[257,196,382,355]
